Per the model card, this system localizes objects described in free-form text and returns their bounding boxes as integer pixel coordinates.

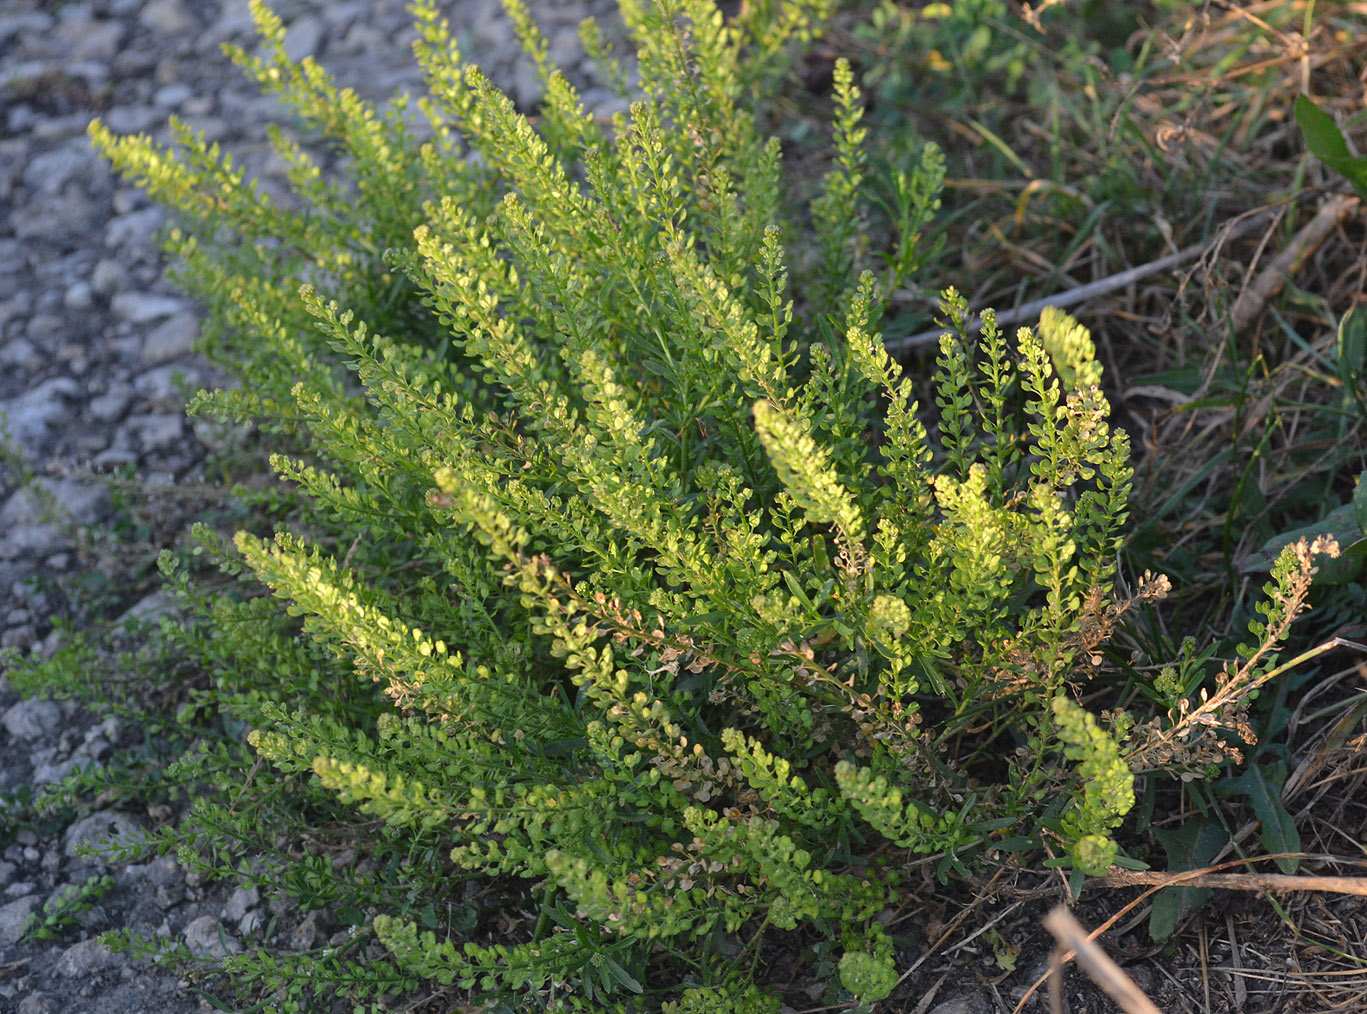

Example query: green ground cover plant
[9,0,1366,1010]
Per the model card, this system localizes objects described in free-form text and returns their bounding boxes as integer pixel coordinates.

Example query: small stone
[182,915,240,958]
[0,13,54,46]
[0,377,79,456]
[12,189,101,243]
[1,698,61,741]
[58,15,126,61]
[141,311,198,364]
[22,144,100,196]
[34,756,86,787]
[0,895,39,946]
[104,208,165,249]
[17,993,53,1014]
[110,291,186,323]
[56,937,120,977]
[124,413,185,452]
[133,364,202,402]
[92,447,138,470]
[88,388,133,424]
[282,14,323,63]
[289,909,323,951]
[63,810,148,860]
[222,885,259,923]
[0,338,41,370]
[927,995,992,1014]
[90,258,129,295]
[0,625,37,651]
[140,0,196,34]
[100,104,162,134]
[2,477,113,528]
[63,280,94,312]
[152,82,193,108]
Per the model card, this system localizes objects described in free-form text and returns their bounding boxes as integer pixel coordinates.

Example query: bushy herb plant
[62,0,1342,1008]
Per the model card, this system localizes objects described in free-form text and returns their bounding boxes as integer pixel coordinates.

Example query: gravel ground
[0,2,621,1010]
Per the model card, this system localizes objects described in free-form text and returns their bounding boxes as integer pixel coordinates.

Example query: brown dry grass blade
[1041,906,1162,1014]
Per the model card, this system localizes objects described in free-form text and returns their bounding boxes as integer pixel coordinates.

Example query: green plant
[22,874,115,942]
[63,0,1353,1009]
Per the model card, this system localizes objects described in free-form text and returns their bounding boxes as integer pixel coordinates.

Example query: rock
[55,937,120,977]
[282,14,324,63]
[33,756,88,787]
[0,493,67,558]
[0,377,80,456]
[11,188,101,243]
[0,13,54,47]
[100,104,163,134]
[123,412,185,452]
[62,810,148,860]
[90,257,129,295]
[134,364,202,402]
[288,909,324,950]
[0,477,112,552]
[111,290,186,323]
[22,143,101,196]
[182,915,241,958]
[140,0,197,35]
[0,338,41,371]
[88,387,133,424]
[1,699,62,741]
[104,208,165,249]
[142,311,198,364]
[63,279,94,312]
[222,885,259,923]
[25,312,67,349]
[49,477,113,523]
[55,16,127,62]
[153,82,193,108]
[0,895,39,946]
[928,995,993,1014]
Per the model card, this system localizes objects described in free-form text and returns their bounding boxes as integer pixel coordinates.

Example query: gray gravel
[0,1,623,1010]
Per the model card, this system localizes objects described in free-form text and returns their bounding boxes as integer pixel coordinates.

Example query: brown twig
[1229,193,1362,333]
[1099,868,1367,897]
[883,208,1283,355]
[1041,907,1162,1014]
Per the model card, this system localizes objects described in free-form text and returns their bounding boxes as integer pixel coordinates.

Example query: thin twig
[1229,193,1361,332]
[1100,868,1367,897]
[1042,907,1162,1014]
[882,206,1289,355]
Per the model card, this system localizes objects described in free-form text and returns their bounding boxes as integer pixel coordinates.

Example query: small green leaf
[1217,762,1300,874]
[1354,468,1367,534]
[601,954,644,994]
[1150,818,1227,940]
[1294,96,1367,200]
[1241,500,1365,580]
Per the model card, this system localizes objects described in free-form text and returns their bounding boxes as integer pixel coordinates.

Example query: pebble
[0,897,38,946]
[182,915,240,958]
[110,291,186,323]
[139,0,196,35]
[1,700,62,742]
[62,811,148,860]
[56,937,120,977]
[141,311,198,363]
